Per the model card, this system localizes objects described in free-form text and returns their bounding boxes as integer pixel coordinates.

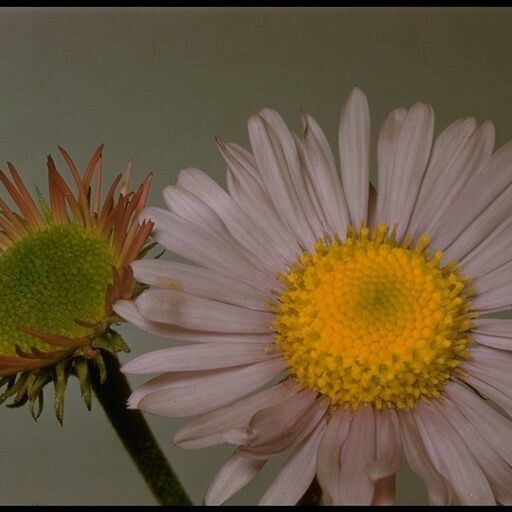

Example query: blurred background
[0,6,511,505]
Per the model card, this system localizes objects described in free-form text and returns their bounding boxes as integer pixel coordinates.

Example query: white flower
[116,88,512,505]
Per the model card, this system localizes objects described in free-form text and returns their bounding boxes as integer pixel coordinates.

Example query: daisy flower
[117,88,512,505]
[0,145,153,423]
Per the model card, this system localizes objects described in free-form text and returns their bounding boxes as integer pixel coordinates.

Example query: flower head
[0,145,153,422]
[118,89,512,505]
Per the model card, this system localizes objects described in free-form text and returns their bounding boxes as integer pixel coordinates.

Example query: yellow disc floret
[273,225,474,409]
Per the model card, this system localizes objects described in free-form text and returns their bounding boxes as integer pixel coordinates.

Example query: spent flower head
[0,145,153,423]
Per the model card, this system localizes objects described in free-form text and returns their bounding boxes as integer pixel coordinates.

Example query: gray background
[0,6,511,505]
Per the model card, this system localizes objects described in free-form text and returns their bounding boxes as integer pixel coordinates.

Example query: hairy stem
[92,351,192,505]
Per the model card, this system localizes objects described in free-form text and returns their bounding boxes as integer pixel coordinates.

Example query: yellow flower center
[273,225,474,409]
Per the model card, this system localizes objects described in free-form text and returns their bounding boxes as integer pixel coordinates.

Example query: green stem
[91,351,192,506]
[298,477,322,506]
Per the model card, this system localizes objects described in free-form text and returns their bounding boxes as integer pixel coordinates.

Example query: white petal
[408,117,476,235]
[162,184,232,243]
[138,357,286,417]
[136,289,273,334]
[114,299,272,344]
[259,419,326,505]
[471,264,512,312]
[316,407,350,504]
[472,318,512,350]
[445,381,512,466]
[172,382,297,449]
[377,102,435,239]
[259,108,326,241]
[441,395,512,505]
[397,408,453,505]
[220,140,300,262]
[216,138,265,188]
[462,362,512,416]
[375,107,407,224]
[205,452,266,505]
[248,112,317,249]
[122,343,277,374]
[131,259,268,311]
[366,408,401,481]
[337,405,376,505]
[176,168,288,272]
[414,120,495,243]
[430,138,512,252]
[461,214,512,278]
[443,179,512,263]
[141,206,275,291]
[238,395,328,459]
[339,87,371,226]
[301,112,350,234]
[293,134,331,235]
[414,400,495,505]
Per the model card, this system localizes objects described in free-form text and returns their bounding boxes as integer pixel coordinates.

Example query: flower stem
[91,350,192,506]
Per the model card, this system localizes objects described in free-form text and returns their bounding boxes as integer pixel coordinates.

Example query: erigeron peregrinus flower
[0,145,153,423]
[117,89,512,505]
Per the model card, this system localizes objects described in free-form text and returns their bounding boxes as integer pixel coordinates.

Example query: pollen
[272,225,474,409]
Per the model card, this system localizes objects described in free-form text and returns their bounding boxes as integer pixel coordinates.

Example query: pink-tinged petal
[339,87,371,226]
[366,408,401,481]
[473,263,508,295]
[301,113,350,235]
[136,289,273,334]
[127,370,209,409]
[412,117,476,217]
[375,107,407,224]
[217,139,265,188]
[141,207,275,291]
[377,102,435,240]
[131,259,269,311]
[173,382,297,449]
[462,215,512,279]
[316,407,350,505]
[462,365,512,416]
[114,299,273,344]
[337,405,376,505]
[472,318,512,350]
[397,408,453,505]
[445,382,512,466]
[293,134,331,235]
[122,343,278,374]
[441,395,512,505]
[239,397,329,459]
[258,108,326,241]
[259,419,327,505]
[469,345,512,383]
[371,475,396,506]
[205,451,266,506]
[413,120,494,244]
[241,388,317,444]
[408,117,476,236]
[162,184,232,243]
[138,358,286,417]
[414,400,495,505]
[430,138,512,252]
[471,275,512,313]
[176,168,288,272]
[443,180,512,263]
[248,112,317,249]
[220,141,300,263]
